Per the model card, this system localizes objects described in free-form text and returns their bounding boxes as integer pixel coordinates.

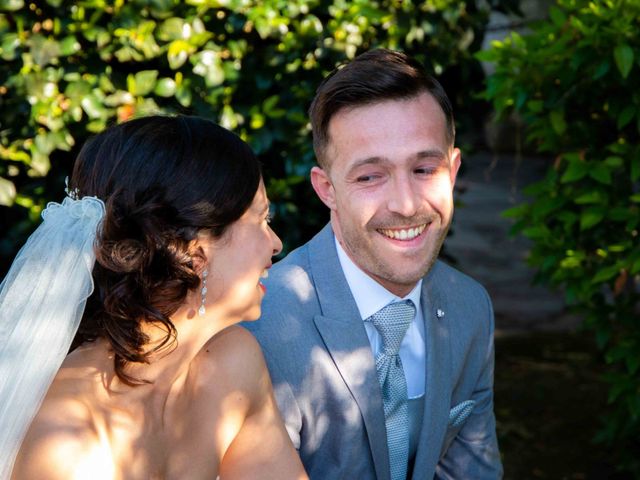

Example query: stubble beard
[339,215,451,291]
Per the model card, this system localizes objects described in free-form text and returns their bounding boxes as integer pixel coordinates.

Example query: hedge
[480,0,640,474]
[0,0,517,272]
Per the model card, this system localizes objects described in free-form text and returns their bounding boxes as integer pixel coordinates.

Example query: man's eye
[356,174,379,183]
[415,167,437,175]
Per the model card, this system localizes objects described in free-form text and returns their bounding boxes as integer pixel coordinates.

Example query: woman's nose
[270,227,283,256]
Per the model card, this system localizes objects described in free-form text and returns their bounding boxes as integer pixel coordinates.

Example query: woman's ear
[189,240,209,276]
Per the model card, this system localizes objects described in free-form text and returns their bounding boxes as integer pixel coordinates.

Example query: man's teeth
[260,269,269,279]
[379,224,426,240]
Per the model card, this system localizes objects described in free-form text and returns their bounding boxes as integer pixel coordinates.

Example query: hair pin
[64,176,81,200]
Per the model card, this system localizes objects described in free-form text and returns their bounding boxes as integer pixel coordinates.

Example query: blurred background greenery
[0,0,521,264]
[0,0,638,477]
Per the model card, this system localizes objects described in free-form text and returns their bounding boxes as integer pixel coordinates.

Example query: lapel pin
[436,309,445,318]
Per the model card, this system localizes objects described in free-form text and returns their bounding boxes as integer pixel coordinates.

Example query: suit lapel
[309,224,391,480]
[412,262,453,478]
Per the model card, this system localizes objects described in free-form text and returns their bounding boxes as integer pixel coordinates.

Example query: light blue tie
[369,300,416,480]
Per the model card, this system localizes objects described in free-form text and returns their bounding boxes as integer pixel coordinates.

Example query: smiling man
[245,49,502,479]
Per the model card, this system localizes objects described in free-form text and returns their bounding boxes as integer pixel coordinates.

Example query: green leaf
[29,150,51,176]
[609,207,632,221]
[607,382,624,403]
[595,328,610,349]
[604,156,623,168]
[617,105,636,129]
[592,265,620,284]
[192,50,224,87]
[154,78,176,97]
[561,159,588,183]
[574,191,604,204]
[626,352,640,375]
[133,70,158,96]
[614,44,634,79]
[549,6,567,27]
[527,100,544,113]
[80,94,106,119]
[104,90,134,107]
[167,40,193,70]
[59,36,81,56]
[0,32,19,61]
[502,203,529,218]
[474,49,497,62]
[522,225,550,239]
[532,195,565,218]
[557,211,577,227]
[175,84,191,107]
[0,177,16,206]
[30,35,61,66]
[589,164,612,185]
[632,155,640,182]
[580,207,605,230]
[0,0,24,11]
[550,110,566,135]
[560,256,582,269]
[593,61,610,80]
[510,31,526,50]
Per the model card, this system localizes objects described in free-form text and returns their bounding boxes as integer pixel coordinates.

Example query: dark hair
[309,48,455,169]
[69,115,261,385]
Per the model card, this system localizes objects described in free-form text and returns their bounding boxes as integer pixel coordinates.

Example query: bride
[0,115,307,479]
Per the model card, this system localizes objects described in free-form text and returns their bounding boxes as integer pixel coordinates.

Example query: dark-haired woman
[0,116,307,479]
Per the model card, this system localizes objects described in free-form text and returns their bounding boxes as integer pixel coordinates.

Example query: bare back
[11,326,305,480]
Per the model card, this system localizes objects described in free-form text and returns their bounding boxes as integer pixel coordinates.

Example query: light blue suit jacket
[245,224,502,479]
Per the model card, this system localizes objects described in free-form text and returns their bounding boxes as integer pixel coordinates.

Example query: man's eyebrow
[345,156,388,175]
[346,149,447,175]
[416,149,447,160]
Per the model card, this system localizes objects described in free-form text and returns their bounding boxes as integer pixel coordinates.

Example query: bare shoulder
[185,325,276,464]
[12,393,104,479]
[208,327,308,479]
[204,324,264,357]
[191,325,270,397]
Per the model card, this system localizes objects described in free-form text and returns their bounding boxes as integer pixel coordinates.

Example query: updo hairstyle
[69,115,262,384]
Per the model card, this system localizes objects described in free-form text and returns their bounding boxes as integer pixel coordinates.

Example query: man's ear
[310,166,337,210]
[450,147,462,187]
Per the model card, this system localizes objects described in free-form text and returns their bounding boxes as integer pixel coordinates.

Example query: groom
[246,49,502,479]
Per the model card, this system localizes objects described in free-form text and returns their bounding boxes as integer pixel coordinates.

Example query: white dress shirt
[335,238,426,398]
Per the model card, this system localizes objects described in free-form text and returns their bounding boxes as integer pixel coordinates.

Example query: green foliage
[0,0,509,270]
[481,0,640,474]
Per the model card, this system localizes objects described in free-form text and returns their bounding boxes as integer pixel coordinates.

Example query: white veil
[0,195,105,479]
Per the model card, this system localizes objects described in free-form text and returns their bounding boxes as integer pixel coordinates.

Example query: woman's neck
[105,300,237,391]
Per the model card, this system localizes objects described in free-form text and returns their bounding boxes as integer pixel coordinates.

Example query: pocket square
[448,400,476,427]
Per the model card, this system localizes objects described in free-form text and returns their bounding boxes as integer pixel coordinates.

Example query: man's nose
[387,175,418,217]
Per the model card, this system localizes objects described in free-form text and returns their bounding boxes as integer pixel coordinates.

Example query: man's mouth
[377,223,427,241]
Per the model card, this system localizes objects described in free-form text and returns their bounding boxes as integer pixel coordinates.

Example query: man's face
[311,92,461,297]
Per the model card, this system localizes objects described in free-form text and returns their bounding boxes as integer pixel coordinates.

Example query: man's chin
[369,261,433,294]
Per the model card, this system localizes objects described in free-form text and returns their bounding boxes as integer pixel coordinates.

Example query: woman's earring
[198,269,208,316]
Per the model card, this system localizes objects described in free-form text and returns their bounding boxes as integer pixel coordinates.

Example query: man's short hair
[309,48,456,169]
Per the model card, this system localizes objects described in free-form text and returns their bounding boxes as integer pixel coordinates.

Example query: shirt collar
[335,236,422,321]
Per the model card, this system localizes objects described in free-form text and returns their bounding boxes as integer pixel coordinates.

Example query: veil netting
[0,195,105,479]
